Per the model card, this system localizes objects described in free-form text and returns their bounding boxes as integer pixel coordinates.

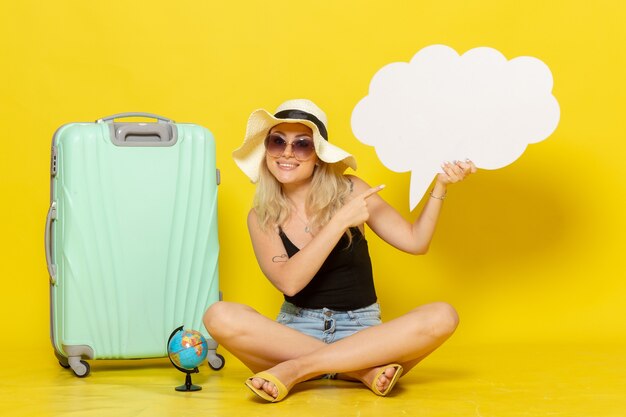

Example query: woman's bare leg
[204,301,458,399]
[204,301,408,396]
[203,301,326,372]
[240,302,459,399]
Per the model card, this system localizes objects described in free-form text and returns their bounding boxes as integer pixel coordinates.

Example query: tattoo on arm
[272,254,288,263]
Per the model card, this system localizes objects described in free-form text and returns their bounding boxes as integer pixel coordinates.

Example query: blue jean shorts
[276,301,382,344]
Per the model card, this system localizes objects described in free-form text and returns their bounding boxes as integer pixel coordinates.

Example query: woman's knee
[412,302,459,339]
[203,301,251,337]
[430,302,459,337]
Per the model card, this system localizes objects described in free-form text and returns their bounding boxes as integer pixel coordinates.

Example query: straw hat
[232,99,357,182]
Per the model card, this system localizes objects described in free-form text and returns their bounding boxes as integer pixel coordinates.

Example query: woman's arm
[352,160,476,254]
[247,186,383,296]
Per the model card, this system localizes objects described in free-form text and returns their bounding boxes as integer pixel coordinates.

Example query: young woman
[203,99,477,402]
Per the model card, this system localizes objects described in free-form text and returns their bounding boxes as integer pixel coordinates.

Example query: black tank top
[278,227,377,311]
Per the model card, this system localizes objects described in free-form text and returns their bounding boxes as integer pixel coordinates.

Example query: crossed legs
[203,301,458,401]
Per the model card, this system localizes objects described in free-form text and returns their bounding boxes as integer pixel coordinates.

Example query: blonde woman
[203,99,476,402]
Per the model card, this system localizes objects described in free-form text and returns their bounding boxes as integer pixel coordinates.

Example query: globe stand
[176,369,202,392]
[168,325,204,392]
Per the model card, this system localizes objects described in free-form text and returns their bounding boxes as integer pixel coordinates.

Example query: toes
[385,367,397,378]
[376,367,397,390]
[262,380,278,398]
[251,377,264,389]
[376,374,389,390]
[251,378,278,398]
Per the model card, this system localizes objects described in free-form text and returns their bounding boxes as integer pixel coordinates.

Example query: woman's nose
[282,143,296,157]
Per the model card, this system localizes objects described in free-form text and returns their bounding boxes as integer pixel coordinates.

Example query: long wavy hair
[253,157,353,241]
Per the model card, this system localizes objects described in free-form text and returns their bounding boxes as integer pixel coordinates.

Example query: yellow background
[1,0,625,351]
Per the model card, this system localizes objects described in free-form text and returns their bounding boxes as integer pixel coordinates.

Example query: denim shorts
[276,301,382,344]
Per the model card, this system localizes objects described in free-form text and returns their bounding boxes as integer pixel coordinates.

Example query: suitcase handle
[114,124,175,144]
[45,202,57,285]
[96,113,174,123]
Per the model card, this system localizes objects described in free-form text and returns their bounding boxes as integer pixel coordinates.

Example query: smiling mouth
[277,162,299,169]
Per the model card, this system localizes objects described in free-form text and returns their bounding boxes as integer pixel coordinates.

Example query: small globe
[167,328,208,370]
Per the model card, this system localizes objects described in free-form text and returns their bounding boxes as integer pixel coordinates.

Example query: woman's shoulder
[343,174,372,193]
[247,208,260,230]
[247,208,280,236]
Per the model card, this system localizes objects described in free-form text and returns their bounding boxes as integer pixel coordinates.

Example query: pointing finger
[362,184,386,199]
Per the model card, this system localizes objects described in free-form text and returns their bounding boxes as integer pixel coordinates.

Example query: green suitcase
[45,113,223,377]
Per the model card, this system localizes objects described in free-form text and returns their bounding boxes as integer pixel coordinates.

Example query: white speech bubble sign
[352,45,560,210]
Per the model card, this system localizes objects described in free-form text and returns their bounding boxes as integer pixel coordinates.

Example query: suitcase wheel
[68,357,91,378]
[55,350,71,369]
[208,353,225,371]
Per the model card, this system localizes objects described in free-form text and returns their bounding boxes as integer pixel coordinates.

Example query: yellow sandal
[245,371,290,402]
[370,364,403,396]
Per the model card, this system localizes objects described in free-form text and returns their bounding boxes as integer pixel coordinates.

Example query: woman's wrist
[328,212,351,235]
[430,182,448,200]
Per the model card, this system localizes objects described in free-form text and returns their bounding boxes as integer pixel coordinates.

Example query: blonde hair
[253,158,353,240]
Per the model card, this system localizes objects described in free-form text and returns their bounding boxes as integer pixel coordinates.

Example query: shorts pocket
[277,312,295,325]
[355,315,382,327]
[354,304,382,327]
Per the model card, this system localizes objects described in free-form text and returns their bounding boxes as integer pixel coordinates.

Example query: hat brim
[233,109,357,183]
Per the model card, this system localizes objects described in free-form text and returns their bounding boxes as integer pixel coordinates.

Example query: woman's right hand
[334,185,385,229]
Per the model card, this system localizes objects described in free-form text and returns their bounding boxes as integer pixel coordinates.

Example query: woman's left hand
[436,159,477,185]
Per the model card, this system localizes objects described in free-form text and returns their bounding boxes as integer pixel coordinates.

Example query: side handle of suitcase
[46,200,91,376]
[45,202,57,285]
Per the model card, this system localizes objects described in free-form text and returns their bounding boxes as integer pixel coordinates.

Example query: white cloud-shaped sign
[352,45,560,210]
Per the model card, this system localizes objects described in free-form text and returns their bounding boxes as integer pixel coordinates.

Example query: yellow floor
[1,343,624,417]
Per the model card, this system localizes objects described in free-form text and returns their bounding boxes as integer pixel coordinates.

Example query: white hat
[233,99,357,182]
